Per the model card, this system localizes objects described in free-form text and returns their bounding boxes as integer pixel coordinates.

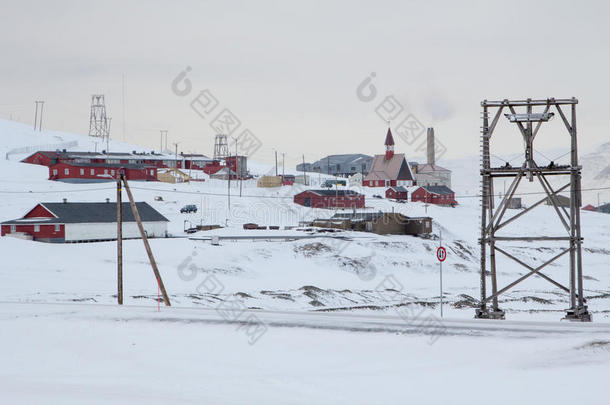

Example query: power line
[1,185,609,201]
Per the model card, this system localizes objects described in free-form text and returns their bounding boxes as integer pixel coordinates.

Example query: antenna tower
[89,94,111,140]
[213,134,229,159]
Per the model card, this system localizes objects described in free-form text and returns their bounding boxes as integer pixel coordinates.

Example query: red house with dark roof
[386,186,408,200]
[294,190,365,209]
[1,201,168,243]
[411,185,456,205]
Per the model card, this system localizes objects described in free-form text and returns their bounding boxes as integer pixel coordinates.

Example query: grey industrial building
[297,154,373,177]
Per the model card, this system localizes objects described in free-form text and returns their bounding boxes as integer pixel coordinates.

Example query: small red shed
[582,204,596,211]
[294,190,365,209]
[411,185,456,205]
[385,186,408,200]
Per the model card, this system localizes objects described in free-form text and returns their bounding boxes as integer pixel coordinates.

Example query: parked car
[180,204,197,213]
[323,179,347,188]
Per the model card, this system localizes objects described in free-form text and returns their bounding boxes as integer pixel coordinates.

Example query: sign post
[436,229,447,317]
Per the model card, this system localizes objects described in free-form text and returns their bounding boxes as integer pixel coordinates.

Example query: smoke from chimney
[427,127,435,166]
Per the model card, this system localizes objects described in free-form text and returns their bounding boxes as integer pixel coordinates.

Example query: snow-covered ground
[0,119,609,404]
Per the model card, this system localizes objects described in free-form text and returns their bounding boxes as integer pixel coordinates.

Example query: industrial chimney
[427,128,435,166]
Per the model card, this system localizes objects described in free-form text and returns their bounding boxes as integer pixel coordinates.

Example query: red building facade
[294,190,365,209]
[385,186,408,200]
[411,186,456,205]
[48,163,157,182]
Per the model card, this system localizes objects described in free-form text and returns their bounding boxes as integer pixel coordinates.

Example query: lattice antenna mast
[213,134,229,159]
[89,94,110,140]
[476,97,591,322]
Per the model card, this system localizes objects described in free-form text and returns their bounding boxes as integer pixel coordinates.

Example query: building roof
[414,173,441,183]
[210,167,237,176]
[416,163,451,173]
[388,186,408,192]
[52,162,156,169]
[302,190,363,197]
[331,212,430,222]
[2,202,168,225]
[596,203,610,213]
[422,185,454,195]
[384,128,395,146]
[26,150,193,162]
[310,154,373,167]
[364,153,414,182]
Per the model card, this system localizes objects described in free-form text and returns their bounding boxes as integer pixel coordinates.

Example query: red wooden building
[23,150,242,182]
[48,162,157,182]
[1,201,168,243]
[294,190,365,209]
[411,185,456,205]
[385,186,408,200]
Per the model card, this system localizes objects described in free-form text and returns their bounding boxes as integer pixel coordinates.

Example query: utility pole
[172,142,180,168]
[235,139,242,196]
[117,175,123,305]
[282,152,285,177]
[160,130,168,152]
[106,117,112,153]
[34,100,44,131]
[275,150,278,176]
[38,101,44,131]
[302,154,307,185]
[439,228,443,317]
[33,102,38,130]
[122,74,126,142]
[227,145,232,212]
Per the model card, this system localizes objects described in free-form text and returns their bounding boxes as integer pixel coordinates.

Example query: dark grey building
[297,154,373,177]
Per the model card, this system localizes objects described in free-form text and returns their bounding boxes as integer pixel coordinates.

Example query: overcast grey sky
[1,0,609,166]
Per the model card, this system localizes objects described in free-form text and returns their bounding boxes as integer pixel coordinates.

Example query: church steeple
[384,127,395,160]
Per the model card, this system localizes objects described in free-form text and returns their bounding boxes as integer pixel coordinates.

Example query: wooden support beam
[495,183,570,231]
[483,247,570,303]
[121,175,171,306]
[494,245,572,294]
[482,99,577,107]
[536,173,570,234]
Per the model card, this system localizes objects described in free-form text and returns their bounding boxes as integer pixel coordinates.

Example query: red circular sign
[437,246,447,262]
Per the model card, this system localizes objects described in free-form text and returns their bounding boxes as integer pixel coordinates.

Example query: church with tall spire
[363,127,414,187]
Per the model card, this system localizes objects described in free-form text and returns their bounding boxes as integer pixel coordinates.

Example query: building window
[91,169,95,175]
[54,224,60,232]
[111,170,115,175]
[10,225,16,233]
[150,170,154,175]
[64,168,69,175]
[80,168,84,175]
[52,169,57,175]
[104,169,108,175]
[34,225,40,232]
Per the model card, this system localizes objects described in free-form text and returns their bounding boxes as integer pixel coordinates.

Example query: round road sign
[437,246,447,262]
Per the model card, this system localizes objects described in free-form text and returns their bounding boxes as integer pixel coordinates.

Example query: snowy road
[2,301,609,405]
[3,301,609,339]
